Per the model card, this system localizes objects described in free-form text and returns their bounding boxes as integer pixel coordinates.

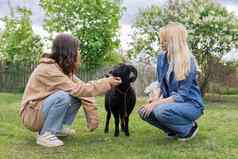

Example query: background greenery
[129,0,238,95]
[40,0,123,69]
[0,7,43,64]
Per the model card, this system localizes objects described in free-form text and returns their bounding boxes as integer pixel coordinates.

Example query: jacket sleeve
[80,96,99,131]
[156,54,161,84]
[73,75,99,131]
[171,58,197,102]
[156,53,163,97]
[38,64,113,97]
[71,78,113,97]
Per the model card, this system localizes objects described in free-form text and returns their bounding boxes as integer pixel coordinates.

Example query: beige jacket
[20,58,114,131]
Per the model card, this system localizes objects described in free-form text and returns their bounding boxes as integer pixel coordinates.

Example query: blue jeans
[139,102,203,137]
[40,91,81,135]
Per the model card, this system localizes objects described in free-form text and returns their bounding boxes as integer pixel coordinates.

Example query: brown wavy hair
[50,33,80,75]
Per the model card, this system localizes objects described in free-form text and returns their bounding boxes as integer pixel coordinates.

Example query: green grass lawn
[0,93,238,159]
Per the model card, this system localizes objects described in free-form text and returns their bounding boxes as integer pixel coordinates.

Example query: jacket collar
[39,57,56,64]
[39,57,74,79]
[158,52,169,97]
[159,52,169,81]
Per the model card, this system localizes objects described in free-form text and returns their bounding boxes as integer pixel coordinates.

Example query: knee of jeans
[56,90,72,105]
[153,107,171,122]
[73,100,81,109]
[75,98,81,105]
[70,97,81,107]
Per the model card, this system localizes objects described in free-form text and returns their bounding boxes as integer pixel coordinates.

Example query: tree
[0,7,43,64]
[129,0,238,95]
[40,0,122,69]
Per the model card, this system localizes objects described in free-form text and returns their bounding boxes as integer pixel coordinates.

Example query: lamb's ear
[129,65,137,82]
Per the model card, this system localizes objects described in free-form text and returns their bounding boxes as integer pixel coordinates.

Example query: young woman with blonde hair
[139,22,204,141]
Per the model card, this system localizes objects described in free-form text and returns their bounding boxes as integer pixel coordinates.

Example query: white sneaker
[166,132,177,139]
[37,132,64,147]
[56,128,76,137]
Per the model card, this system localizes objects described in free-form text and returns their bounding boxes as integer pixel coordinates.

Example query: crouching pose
[138,22,204,141]
[20,33,121,147]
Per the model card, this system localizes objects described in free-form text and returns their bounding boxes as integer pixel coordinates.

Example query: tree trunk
[200,78,209,97]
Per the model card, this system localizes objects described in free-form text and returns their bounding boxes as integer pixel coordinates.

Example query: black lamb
[104,64,137,137]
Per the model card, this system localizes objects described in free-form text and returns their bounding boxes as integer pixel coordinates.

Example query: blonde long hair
[159,22,197,81]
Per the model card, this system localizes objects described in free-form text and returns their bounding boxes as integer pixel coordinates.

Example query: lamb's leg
[114,113,120,137]
[125,115,130,136]
[120,113,125,132]
[104,111,111,133]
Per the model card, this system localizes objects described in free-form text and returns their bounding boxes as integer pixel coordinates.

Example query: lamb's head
[108,64,137,86]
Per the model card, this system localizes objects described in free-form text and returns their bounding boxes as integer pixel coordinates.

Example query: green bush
[40,0,122,69]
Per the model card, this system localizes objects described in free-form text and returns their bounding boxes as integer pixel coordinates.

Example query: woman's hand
[72,83,81,94]
[108,76,122,87]
[142,96,175,117]
[147,96,159,104]
[142,100,160,117]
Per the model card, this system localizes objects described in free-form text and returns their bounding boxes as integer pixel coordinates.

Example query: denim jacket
[156,52,204,109]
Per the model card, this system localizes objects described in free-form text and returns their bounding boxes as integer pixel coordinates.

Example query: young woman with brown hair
[20,33,121,147]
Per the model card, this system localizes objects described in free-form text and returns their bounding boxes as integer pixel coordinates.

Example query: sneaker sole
[36,140,64,147]
[178,127,199,142]
[166,135,177,139]
[56,132,75,137]
[55,133,68,137]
